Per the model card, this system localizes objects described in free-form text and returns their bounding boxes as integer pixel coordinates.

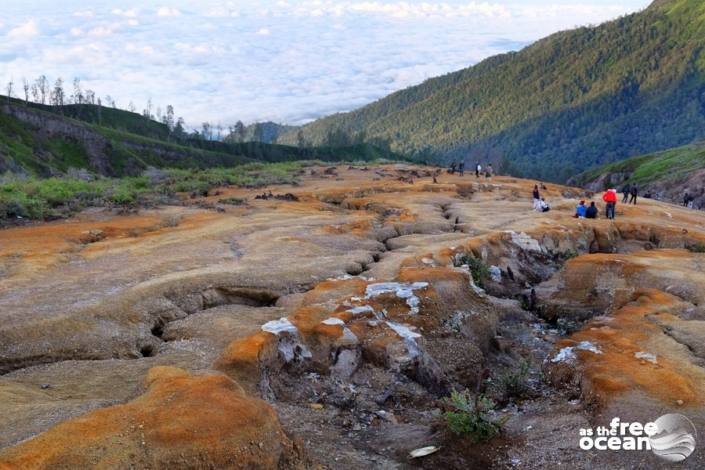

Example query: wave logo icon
[649,414,697,462]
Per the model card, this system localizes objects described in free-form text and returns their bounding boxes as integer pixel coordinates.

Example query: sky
[0,0,651,127]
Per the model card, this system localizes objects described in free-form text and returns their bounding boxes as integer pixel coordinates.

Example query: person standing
[458,161,465,176]
[622,183,631,204]
[629,185,638,205]
[476,162,482,178]
[532,185,541,211]
[602,188,617,219]
[487,163,494,178]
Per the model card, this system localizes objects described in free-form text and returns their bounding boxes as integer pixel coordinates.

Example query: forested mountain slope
[0,99,398,177]
[279,0,705,182]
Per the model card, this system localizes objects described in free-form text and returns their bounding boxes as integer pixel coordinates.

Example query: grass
[0,162,307,221]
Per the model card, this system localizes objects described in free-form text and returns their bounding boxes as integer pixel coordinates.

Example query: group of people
[621,184,639,205]
[532,182,640,220]
[448,161,493,178]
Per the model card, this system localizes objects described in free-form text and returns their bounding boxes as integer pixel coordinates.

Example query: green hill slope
[278,0,705,182]
[0,100,400,177]
[571,140,705,207]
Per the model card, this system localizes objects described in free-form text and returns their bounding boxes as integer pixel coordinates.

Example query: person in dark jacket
[532,185,541,210]
[629,185,638,205]
[622,183,631,204]
[458,161,465,176]
[586,202,598,219]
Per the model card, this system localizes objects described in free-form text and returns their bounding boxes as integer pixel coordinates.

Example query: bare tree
[6,79,15,104]
[31,83,39,103]
[36,75,49,105]
[234,121,245,142]
[128,101,136,113]
[97,97,102,125]
[22,78,30,105]
[174,117,185,139]
[6,79,13,103]
[201,122,212,140]
[143,98,153,120]
[73,77,83,105]
[85,89,95,105]
[165,105,175,132]
[51,78,65,112]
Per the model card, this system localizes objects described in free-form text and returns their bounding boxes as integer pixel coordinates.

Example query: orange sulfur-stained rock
[0,366,304,470]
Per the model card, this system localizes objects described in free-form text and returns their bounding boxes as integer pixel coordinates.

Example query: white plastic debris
[635,351,657,364]
[261,318,298,335]
[321,318,345,326]
[365,282,429,314]
[409,446,440,458]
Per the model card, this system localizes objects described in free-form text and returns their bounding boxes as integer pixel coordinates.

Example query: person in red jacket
[602,188,618,219]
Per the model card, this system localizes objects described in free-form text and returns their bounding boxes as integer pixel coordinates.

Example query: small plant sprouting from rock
[687,243,705,253]
[443,390,507,442]
[218,197,246,206]
[454,254,490,287]
[561,249,579,260]
[159,213,182,228]
[499,359,532,401]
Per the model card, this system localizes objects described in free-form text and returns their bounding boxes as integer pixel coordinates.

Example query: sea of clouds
[0,0,649,127]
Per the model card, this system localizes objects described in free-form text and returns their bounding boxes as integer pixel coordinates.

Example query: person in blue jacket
[575,200,587,218]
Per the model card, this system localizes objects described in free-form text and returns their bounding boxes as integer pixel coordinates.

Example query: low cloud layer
[0,0,649,126]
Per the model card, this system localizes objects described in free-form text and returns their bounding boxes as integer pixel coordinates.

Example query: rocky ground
[1,164,704,469]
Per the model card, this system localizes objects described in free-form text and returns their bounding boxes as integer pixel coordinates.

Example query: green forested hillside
[0,99,401,177]
[278,0,705,182]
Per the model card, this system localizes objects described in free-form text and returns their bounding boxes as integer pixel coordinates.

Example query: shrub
[453,254,490,287]
[687,243,705,253]
[443,390,507,442]
[498,359,531,400]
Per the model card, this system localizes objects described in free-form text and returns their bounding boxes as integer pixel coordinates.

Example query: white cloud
[111,8,138,18]
[157,7,182,17]
[256,28,271,36]
[73,10,95,18]
[7,20,39,40]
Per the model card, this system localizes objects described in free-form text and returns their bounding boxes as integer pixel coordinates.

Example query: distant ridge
[279,0,705,182]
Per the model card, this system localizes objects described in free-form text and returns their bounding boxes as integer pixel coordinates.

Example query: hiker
[602,188,617,219]
[458,161,465,176]
[538,198,550,212]
[532,185,541,210]
[575,200,587,219]
[475,162,481,178]
[586,201,598,219]
[622,183,631,204]
[449,162,457,175]
[486,163,494,178]
[629,185,638,205]
[684,193,693,207]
